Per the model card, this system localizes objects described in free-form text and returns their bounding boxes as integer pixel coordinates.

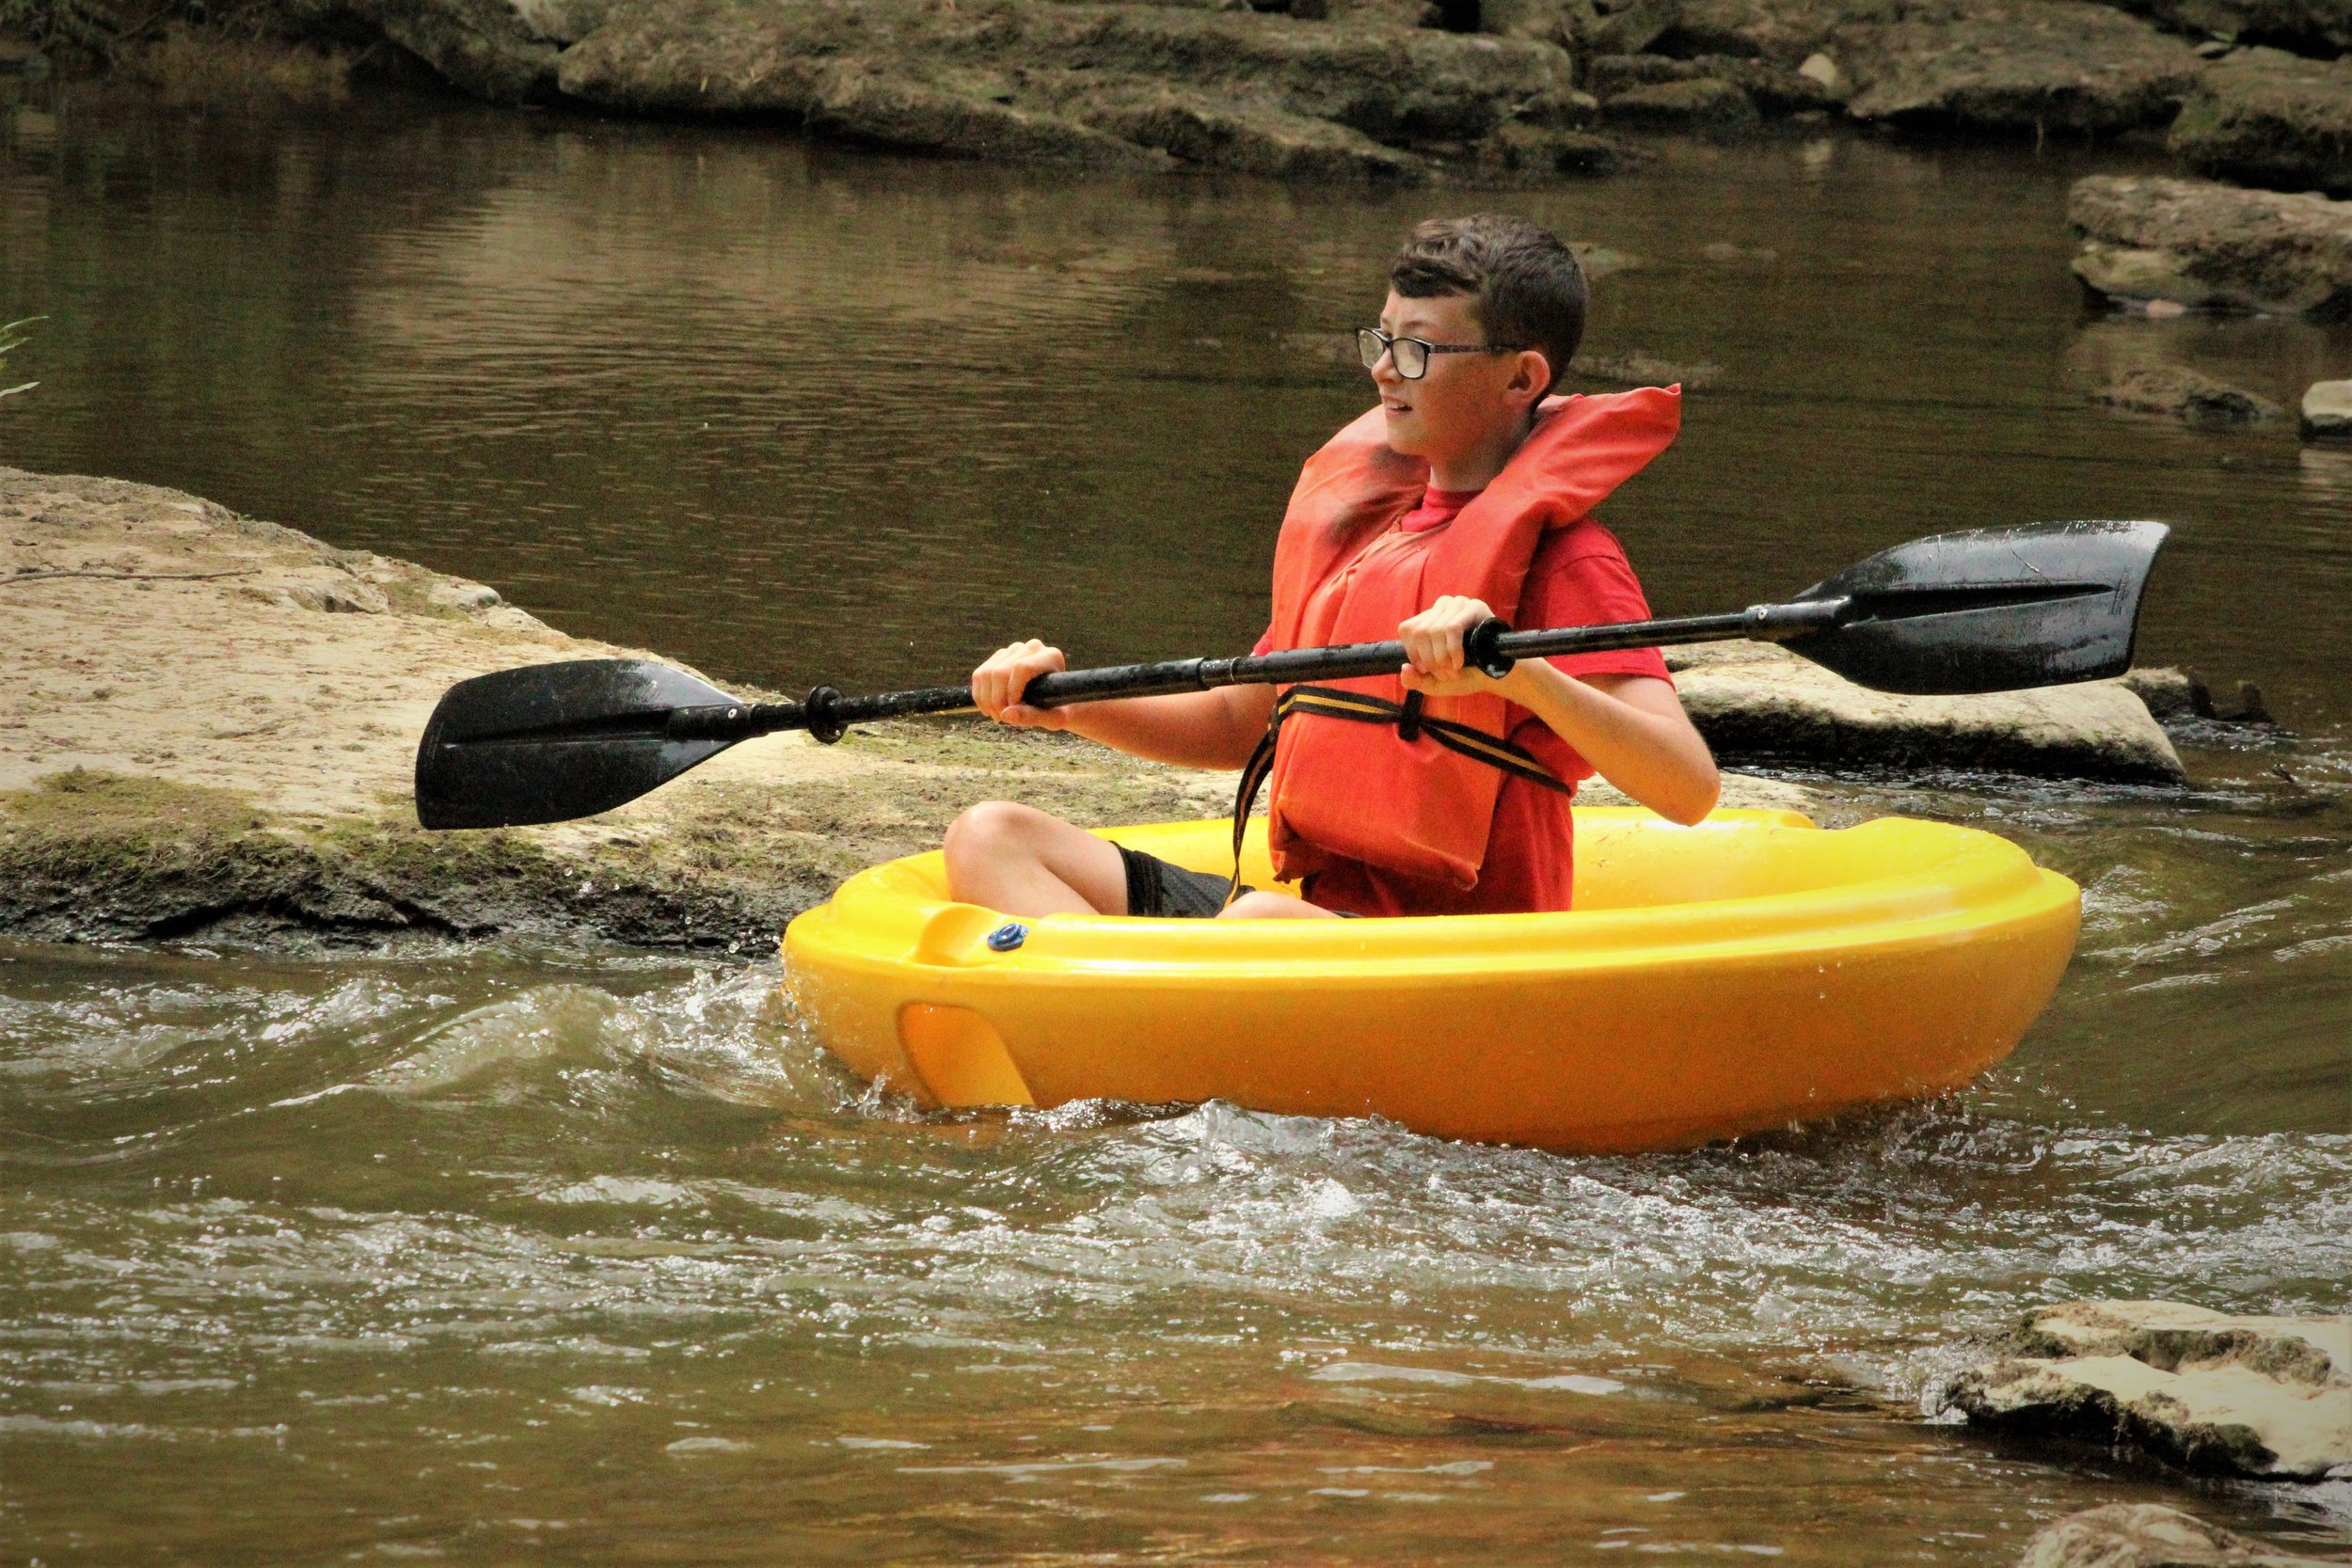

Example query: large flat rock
[553,0,1594,177]
[1833,0,2200,135]
[1945,1299,2352,1481]
[1667,641,2185,784]
[2172,48,2352,198]
[2071,173,2352,317]
[0,468,1241,946]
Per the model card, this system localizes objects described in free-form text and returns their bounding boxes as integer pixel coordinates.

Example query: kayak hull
[782,810,2080,1151]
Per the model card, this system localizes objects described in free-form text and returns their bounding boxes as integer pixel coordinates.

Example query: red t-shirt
[1252,486,1670,917]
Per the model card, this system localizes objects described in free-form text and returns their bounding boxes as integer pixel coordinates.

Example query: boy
[944,214,1718,921]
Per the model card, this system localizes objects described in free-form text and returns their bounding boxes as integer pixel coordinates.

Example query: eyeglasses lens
[1357,330,1428,378]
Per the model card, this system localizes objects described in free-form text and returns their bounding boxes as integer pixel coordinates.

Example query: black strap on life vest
[1221,684,1567,909]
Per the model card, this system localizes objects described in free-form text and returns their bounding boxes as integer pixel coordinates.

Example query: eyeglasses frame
[1357,326,1530,380]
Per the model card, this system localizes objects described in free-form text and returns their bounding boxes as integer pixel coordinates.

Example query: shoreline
[0,0,2312,183]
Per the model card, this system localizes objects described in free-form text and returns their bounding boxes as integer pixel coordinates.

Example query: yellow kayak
[782,810,2080,1152]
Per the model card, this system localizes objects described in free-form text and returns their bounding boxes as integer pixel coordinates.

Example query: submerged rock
[2171,48,2352,197]
[554,0,1587,174]
[2020,1503,2352,1568]
[2070,174,2352,317]
[1665,641,2187,784]
[1834,0,2201,135]
[2090,364,2280,424]
[1944,1299,2352,1481]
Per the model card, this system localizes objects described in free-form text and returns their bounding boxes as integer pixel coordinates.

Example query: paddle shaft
[666,598,1849,744]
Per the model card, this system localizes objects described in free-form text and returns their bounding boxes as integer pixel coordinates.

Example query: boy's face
[1371,289,1548,471]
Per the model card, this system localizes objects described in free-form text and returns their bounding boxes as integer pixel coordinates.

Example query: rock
[1943,1299,2352,1481]
[554,0,1589,173]
[1587,51,1701,93]
[2299,377,2352,438]
[1479,0,1582,39]
[0,467,1240,946]
[271,0,559,102]
[2020,1503,2352,1568]
[1588,50,1833,112]
[1835,0,2201,135]
[1645,0,1855,62]
[2070,174,2352,318]
[2111,0,2352,58]
[1071,83,1423,179]
[2171,48,2352,197]
[1570,0,1679,55]
[2090,365,2280,424]
[2122,665,2215,720]
[1663,641,2186,783]
[506,0,611,45]
[811,68,1179,168]
[1601,73,1762,126]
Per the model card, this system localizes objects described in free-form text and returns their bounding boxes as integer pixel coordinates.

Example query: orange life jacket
[1262,388,1682,890]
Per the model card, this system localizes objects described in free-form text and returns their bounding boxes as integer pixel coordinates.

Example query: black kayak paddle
[415,518,2168,831]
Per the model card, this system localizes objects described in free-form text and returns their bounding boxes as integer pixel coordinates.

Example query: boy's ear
[1511,348,1554,406]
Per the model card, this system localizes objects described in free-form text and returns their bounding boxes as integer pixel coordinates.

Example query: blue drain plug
[985,921,1028,953]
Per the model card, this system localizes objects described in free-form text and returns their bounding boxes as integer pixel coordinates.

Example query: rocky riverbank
[1,0,2346,180]
[0,464,2196,948]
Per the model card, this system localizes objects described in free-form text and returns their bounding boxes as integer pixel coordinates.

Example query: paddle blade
[416,658,739,830]
[1785,520,2169,695]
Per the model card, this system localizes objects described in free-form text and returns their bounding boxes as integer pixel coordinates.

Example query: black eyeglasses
[1357,327,1525,380]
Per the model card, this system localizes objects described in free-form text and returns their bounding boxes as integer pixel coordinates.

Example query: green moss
[0,768,271,837]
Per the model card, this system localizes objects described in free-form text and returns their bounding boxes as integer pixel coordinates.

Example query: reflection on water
[1,84,2348,1563]
[6,92,2352,724]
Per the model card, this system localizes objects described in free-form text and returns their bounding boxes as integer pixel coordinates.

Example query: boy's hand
[972,639,1072,730]
[1398,596,1517,700]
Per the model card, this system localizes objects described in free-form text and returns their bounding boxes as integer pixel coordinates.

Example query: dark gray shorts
[1114,846,1364,919]
[1118,845,1243,919]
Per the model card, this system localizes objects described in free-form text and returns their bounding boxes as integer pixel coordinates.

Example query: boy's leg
[943,801,1129,917]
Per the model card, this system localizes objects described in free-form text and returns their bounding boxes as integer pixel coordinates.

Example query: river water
[2,84,2348,1564]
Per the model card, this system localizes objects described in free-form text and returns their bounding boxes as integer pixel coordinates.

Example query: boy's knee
[945,801,1075,876]
[945,800,1029,863]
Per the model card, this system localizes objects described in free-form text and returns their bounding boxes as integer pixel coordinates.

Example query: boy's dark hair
[1390,214,1587,392]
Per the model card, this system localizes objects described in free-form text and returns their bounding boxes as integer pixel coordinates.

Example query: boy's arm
[972,639,1273,771]
[1394,598,1720,826]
